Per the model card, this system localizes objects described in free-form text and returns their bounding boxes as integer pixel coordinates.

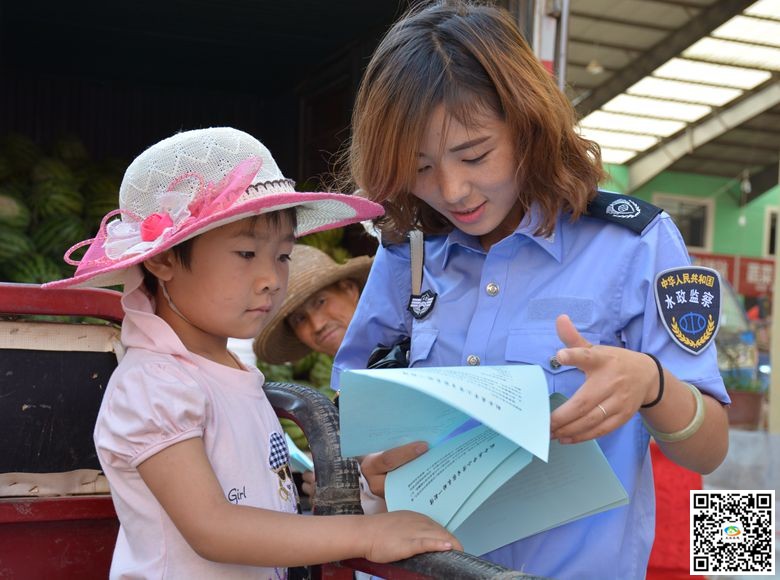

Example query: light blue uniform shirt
[334,204,728,580]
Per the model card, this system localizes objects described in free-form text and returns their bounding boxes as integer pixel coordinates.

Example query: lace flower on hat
[103,190,191,260]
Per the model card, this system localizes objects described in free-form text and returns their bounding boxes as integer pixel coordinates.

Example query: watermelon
[31,215,88,256]
[329,246,351,264]
[53,136,89,167]
[83,174,120,202]
[0,179,29,200]
[0,229,35,263]
[31,157,75,184]
[31,181,85,219]
[84,197,119,233]
[257,360,294,382]
[279,418,308,451]
[309,353,334,388]
[0,194,31,230]
[299,227,343,251]
[291,351,317,376]
[1,253,63,283]
[0,133,41,174]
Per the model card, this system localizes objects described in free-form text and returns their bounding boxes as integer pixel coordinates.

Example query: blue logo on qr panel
[655,267,721,355]
[721,521,744,542]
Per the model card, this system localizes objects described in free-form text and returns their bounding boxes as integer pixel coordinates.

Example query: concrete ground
[701,428,779,578]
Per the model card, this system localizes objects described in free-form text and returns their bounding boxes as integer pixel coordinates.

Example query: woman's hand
[550,314,659,443]
[360,441,429,498]
[301,470,316,498]
[359,511,462,562]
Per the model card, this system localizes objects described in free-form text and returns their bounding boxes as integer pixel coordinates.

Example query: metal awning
[568,0,780,197]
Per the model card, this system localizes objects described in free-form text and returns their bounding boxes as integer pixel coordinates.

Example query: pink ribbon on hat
[182,156,263,220]
[69,156,265,265]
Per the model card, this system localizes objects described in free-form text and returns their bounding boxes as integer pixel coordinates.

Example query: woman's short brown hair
[343,0,605,241]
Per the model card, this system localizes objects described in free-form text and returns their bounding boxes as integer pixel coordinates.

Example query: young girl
[45,127,459,578]
[333,2,730,579]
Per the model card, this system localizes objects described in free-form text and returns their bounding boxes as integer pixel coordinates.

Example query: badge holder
[406,229,437,320]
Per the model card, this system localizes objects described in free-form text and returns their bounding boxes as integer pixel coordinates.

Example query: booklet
[339,365,628,555]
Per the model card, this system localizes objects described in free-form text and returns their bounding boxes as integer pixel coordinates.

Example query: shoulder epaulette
[586,190,662,234]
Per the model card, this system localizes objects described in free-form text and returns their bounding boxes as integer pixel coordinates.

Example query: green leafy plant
[258,351,336,452]
[722,374,767,394]
[716,328,767,393]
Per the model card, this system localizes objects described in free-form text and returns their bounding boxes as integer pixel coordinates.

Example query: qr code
[691,490,775,575]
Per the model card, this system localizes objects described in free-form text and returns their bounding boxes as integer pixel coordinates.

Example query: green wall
[603,164,779,258]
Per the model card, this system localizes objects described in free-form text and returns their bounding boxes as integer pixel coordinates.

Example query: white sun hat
[43,127,383,289]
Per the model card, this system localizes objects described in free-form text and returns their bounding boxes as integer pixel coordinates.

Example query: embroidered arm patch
[654,267,721,355]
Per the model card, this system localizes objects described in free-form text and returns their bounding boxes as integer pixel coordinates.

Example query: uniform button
[549,356,561,369]
[486,282,499,296]
[467,354,481,366]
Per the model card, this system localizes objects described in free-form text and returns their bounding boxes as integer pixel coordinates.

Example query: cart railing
[265,381,543,579]
[0,282,545,579]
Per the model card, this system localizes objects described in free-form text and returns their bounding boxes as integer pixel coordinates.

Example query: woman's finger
[362,441,429,477]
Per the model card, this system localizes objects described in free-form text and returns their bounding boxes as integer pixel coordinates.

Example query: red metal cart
[0,282,543,579]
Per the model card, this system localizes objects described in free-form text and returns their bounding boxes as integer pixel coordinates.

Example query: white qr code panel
[691,490,775,575]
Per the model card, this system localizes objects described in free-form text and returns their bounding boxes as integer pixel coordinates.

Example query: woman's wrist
[641,352,665,408]
[642,381,706,443]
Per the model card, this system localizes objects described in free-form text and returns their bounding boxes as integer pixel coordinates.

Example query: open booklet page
[339,365,550,460]
[339,367,628,555]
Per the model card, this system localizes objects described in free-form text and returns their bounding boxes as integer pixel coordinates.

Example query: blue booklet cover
[339,365,628,555]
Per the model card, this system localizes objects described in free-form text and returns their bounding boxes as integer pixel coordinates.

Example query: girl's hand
[550,314,658,443]
[361,441,429,497]
[360,511,462,562]
[138,438,457,566]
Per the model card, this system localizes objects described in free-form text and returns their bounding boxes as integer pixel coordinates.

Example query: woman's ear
[143,250,176,282]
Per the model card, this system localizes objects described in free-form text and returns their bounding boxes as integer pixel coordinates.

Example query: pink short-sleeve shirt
[95,278,297,579]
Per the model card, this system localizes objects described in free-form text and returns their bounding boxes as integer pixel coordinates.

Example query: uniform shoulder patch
[587,190,662,234]
[654,266,721,355]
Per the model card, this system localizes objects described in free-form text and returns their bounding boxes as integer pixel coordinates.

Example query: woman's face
[412,104,523,249]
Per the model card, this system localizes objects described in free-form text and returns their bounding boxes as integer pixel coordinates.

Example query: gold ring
[597,403,607,418]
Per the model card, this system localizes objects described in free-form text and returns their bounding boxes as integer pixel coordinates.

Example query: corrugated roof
[569,0,780,195]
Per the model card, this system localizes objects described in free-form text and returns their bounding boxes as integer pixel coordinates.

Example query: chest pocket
[505,329,602,398]
[409,328,438,367]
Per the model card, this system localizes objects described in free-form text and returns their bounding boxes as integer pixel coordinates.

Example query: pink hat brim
[43,192,383,289]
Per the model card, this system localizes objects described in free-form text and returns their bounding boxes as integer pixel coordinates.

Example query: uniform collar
[442,203,563,267]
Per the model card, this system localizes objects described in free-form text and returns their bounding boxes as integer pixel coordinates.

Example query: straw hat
[253,244,372,364]
[43,127,382,289]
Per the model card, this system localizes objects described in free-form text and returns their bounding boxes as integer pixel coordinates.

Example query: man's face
[286,279,360,357]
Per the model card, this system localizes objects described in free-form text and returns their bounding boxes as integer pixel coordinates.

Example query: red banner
[689,252,775,297]
[689,252,737,289]
[738,257,775,297]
